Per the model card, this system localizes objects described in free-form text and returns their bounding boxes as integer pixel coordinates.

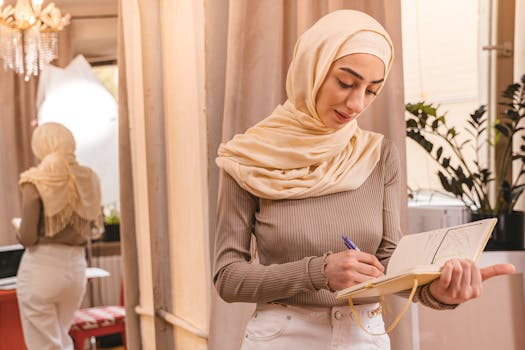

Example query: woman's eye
[366,89,378,96]
[338,79,352,89]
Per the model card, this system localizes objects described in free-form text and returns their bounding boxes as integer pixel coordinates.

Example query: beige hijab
[19,122,102,238]
[216,10,394,200]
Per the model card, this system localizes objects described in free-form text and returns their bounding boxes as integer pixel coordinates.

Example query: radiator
[81,255,122,307]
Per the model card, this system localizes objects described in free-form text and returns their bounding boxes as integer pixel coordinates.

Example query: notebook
[335,218,497,300]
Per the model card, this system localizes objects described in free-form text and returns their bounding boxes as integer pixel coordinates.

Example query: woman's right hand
[324,250,385,291]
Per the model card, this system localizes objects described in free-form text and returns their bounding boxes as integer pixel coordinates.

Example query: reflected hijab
[216,10,394,200]
[19,122,102,237]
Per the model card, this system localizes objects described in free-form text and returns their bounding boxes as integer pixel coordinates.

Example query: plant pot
[103,224,120,242]
[471,211,524,251]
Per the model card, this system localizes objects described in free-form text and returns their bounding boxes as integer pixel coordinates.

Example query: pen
[342,235,360,251]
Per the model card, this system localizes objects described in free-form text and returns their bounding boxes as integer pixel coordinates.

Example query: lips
[334,110,352,123]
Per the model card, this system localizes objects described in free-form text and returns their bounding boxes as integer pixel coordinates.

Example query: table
[0,288,25,350]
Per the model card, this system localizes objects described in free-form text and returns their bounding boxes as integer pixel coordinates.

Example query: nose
[345,90,365,115]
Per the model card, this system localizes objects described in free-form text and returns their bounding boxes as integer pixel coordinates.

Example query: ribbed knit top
[213,138,402,307]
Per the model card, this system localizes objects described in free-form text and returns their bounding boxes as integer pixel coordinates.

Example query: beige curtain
[120,0,209,349]
[0,28,73,247]
[117,2,141,348]
[0,72,36,246]
[207,1,409,349]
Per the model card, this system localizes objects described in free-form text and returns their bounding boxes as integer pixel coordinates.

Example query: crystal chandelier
[0,0,70,81]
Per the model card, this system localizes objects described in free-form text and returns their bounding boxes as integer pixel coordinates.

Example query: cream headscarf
[216,10,394,200]
[19,122,102,238]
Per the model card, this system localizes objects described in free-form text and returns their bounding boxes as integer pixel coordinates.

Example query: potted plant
[406,74,525,250]
[103,203,120,242]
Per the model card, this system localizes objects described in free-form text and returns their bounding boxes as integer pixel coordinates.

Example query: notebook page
[387,219,496,276]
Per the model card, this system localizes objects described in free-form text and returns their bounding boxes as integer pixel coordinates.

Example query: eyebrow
[339,67,384,84]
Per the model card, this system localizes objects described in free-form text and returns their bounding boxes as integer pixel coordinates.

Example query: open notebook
[336,218,497,300]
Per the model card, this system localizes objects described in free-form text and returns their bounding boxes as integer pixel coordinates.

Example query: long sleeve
[213,170,326,304]
[377,139,402,269]
[18,183,42,247]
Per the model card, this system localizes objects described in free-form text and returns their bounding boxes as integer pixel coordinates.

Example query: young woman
[16,122,103,350]
[213,9,514,349]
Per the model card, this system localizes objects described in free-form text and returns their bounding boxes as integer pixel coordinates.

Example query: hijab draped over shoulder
[19,122,102,238]
[216,10,394,200]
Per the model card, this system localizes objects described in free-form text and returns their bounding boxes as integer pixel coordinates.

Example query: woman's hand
[324,250,385,291]
[429,259,515,305]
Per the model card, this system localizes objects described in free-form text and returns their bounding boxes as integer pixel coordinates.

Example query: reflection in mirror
[36,55,119,206]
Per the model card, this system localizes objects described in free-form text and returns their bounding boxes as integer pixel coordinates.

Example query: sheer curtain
[207,1,409,349]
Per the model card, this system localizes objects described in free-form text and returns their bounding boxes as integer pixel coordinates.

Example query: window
[402,0,490,202]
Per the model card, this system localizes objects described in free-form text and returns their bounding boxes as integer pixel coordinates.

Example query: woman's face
[315,53,385,130]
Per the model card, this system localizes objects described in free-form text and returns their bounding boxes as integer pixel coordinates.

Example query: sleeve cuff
[307,252,333,291]
[418,283,458,310]
[307,256,328,291]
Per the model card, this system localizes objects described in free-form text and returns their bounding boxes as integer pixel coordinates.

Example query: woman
[16,122,103,350]
[213,9,514,350]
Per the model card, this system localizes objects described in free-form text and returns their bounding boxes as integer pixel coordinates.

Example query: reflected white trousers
[17,244,87,350]
[241,303,390,350]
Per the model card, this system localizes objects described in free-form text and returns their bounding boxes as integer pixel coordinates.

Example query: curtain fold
[120,1,209,349]
[208,1,409,349]
[0,72,37,246]
[117,2,141,348]
[0,24,75,246]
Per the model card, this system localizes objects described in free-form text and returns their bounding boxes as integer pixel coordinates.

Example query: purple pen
[342,235,360,251]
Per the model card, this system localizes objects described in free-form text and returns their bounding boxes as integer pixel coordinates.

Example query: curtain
[117,2,141,348]
[207,1,409,349]
[120,0,209,349]
[0,72,36,246]
[0,28,73,246]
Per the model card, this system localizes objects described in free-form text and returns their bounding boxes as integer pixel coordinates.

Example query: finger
[353,261,385,278]
[438,260,453,289]
[353,251,385,272]
[458,260,473,299]
[460,260,472,288]
[480,263,516,281]
[450,259,463,292]
[470,264,482,298]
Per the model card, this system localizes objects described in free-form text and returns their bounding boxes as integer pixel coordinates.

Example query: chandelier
[0,0,70,81]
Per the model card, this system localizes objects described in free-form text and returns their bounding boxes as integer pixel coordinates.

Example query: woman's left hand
[429,259,515,305]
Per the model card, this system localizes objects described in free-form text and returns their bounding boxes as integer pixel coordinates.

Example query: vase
[471,211,524,250]
[103,223,120,242]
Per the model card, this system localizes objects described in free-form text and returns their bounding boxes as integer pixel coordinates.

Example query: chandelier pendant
[0,0,70,81]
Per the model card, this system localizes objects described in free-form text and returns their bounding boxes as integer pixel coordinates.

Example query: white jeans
[241,303,390,350]
[17,244,87,350]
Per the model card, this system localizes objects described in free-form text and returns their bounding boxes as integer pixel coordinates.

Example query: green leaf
[494,123,509,137]
[436,146,443,160]
[406,119,418,128]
